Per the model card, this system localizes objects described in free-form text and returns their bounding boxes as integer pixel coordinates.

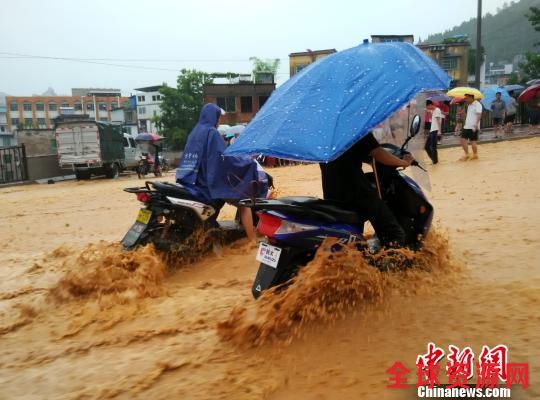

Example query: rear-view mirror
[410,114,421,137]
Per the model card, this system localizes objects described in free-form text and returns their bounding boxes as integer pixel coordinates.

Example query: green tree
[249,57,280,83]
[519,51,540,81]
[518,6,540,81]
[154,69,212,150]
[506,71,521,84]
[526,6,540,44]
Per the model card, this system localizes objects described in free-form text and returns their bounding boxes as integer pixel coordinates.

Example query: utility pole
[475,0,482,88]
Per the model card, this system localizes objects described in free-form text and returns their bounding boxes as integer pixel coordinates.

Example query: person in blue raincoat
[176,103,266,242]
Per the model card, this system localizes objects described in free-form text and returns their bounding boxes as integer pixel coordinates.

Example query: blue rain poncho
[176,103,262,202]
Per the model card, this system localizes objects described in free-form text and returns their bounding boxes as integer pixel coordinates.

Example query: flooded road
[1,138,539,399]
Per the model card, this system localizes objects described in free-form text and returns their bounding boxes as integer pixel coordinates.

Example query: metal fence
[0,144,28,184]
[443,103,531,134]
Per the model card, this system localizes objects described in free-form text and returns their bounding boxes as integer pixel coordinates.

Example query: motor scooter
[240,115,433,299]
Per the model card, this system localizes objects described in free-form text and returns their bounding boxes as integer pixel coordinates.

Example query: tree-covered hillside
[422,0,540,66]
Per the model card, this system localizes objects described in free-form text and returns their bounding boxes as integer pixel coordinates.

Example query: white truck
[55,116,141,180]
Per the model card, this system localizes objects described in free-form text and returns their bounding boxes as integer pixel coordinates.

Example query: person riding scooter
[320,131,414,247]
[176,103,266,242]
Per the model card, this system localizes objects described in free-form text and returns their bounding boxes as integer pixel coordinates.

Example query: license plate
[256,242,282,269]
[136,208,152,224]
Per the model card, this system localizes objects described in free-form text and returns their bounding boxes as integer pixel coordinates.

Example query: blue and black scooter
[240,115,434,299]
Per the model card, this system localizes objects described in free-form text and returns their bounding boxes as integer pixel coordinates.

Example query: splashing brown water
[218,230,459,346]
[49,242,167,304]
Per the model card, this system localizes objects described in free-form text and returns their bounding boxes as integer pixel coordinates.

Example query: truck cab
[122,133,143,170]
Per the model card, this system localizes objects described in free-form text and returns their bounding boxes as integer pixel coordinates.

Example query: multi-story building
[371,34,414,44]
[0,104,16,146]
[288,48,337,77]
[111,96,139,136]
[133,86,163,133]
[203,81,276,125]
[417,41,470,88]
[5,88,129,132]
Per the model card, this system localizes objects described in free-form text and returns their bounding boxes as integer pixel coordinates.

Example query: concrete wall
[15,129,66,180]
[15,129,56,156]
[26,154,67,181]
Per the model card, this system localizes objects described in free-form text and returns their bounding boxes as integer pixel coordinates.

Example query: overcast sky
[0,0,511,96]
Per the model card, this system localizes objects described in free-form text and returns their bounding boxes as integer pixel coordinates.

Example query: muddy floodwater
[1,139,539,399]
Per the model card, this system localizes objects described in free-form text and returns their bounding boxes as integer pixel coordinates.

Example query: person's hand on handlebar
[400,153,415,168]
[370,147,415,169]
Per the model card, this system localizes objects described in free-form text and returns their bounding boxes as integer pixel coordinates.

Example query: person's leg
[459,138,469,160]
[369,200,406,247]
[455,121,462,136]
[238,206,256,242]
[508,115,514,134]
[354,177,406,247]
[470,141,478,159]
[424,135,433,162]
[431,131,438,164]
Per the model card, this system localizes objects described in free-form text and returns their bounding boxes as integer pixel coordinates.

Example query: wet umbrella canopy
[135,132,164,142]
[447,87,484,100]
[226,41,450,162]
[503,84,524,93]
[518,83,540,103]
[480,86,511,109]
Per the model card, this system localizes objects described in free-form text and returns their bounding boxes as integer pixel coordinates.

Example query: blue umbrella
[480,87,511,109]
[225,41,450,162]
[503,84,524,93]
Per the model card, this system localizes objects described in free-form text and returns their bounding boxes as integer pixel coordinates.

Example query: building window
[295,64,308,73]
[240,96,253,113]
[74,102,82,111]
[259,95,269,108]
[10,102,18,112]
[98,102,107,111]
[24,118,33,127]
[1,126,6,132]
[11,118,19,126]
[137,95,146,102]
[125,110,134,122]
[36,102,45,111]
[86,103,94,111]
[37,118,46,126]
[441,57,458,70]
[23,103,32,111]
[100,117,108,122]
[138,107,146,115]
[217,96,236,112]
[110,102,118,110]
[61,102,70,108]
[49,103,57,111]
